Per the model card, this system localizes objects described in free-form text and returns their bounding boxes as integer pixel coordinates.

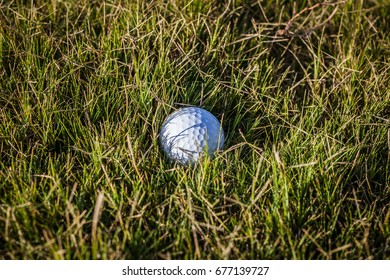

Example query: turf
[0,0,389,259]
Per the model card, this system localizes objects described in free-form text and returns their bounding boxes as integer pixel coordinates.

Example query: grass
[0,0,389,259]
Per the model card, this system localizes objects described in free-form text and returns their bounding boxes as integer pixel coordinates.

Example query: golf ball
[159,107,225,165]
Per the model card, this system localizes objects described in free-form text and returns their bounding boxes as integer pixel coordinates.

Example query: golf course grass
[0,0,389,259]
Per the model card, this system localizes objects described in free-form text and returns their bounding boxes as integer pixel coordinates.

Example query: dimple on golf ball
[159,107,225,165]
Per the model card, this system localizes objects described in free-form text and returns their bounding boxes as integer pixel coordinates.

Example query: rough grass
[0,0,389,259]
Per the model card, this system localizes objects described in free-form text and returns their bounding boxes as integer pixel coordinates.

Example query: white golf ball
[160,107,225,165]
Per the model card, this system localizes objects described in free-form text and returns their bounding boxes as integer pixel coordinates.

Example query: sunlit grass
[0,0,389,259]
